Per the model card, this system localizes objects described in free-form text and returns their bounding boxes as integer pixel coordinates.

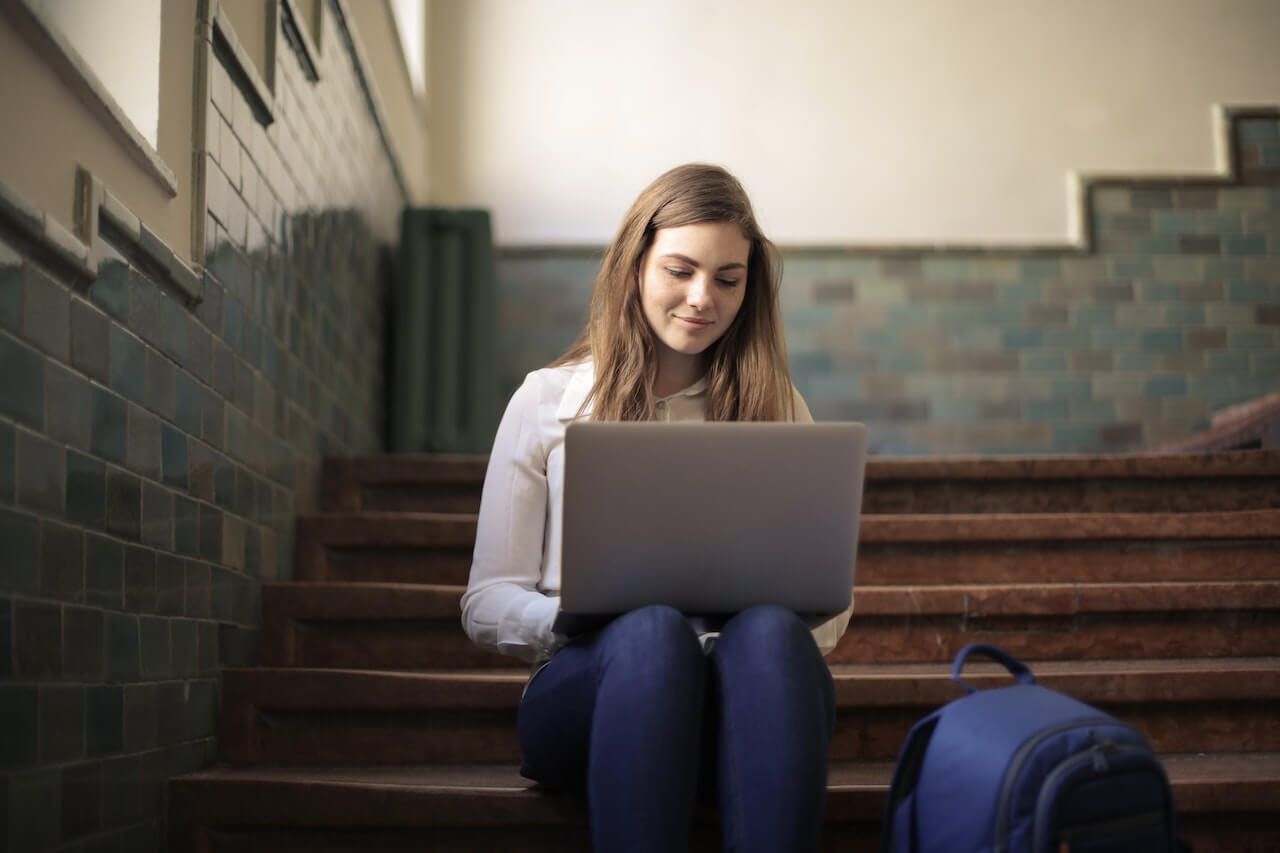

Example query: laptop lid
[558,421,867,624]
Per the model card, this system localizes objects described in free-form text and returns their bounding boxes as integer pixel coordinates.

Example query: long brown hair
[550,163,796,422]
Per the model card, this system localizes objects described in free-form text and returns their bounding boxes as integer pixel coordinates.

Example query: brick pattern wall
[497,115,1280,455]
[0,2,400,850]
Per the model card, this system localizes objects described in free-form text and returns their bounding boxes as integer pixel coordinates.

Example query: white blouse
[460,359,855,664]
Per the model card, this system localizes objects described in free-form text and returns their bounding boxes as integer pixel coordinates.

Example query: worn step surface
[218,658,1280,765]
[320,451,1280,515]
[292,510,1280,585]
[259,580,1280,668]
[169,753,1280,853]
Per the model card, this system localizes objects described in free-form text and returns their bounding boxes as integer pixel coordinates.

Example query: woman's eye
[716,278,740,288]
[666,268,692,279]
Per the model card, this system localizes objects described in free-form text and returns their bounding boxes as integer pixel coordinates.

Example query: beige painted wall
[347,0,429,201]
[428,0,1280,245]
[0,0,197,260]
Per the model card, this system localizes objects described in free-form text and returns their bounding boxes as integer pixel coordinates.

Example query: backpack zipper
[993,716,1113,853]
[1032,742,1167,851]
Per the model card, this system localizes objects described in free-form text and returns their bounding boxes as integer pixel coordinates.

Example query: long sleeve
[792,385,855,656]
[460,373,563,663]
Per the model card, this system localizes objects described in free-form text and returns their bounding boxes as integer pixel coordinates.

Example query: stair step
[318,450,1280,515]
[292,510,1280,585]
[261,583,519,669]
[218,659,1280,765]
[259,581,1280,668]
[169,753,1280,852]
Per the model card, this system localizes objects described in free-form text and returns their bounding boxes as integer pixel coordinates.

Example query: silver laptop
[554,421,868,635]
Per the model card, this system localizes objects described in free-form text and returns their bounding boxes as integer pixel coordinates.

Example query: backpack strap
[951,643,1037,694]
[880,712,940,853]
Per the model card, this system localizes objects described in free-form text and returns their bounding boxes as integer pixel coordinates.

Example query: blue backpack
[881,644,1182,853]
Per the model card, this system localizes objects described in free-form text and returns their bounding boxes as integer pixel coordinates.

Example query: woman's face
[638,221,750,364]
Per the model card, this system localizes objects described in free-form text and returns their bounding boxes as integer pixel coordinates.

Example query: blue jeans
[517,604,836,852]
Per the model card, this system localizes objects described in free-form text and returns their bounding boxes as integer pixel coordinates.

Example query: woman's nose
[686,275,712,307]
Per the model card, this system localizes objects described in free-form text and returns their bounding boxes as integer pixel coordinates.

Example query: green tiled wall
[496,115,1279,455]
[0,2,399,850]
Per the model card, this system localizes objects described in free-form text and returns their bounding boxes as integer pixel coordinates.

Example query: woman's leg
[518,604,708,852]
[710,604,836,853]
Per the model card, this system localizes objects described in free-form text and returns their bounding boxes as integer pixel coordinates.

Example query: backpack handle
[951,643,1037,694]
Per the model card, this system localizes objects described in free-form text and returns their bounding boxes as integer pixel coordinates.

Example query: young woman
[461,163,853,852]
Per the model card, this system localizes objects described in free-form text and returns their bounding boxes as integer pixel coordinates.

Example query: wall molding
[280,0,320,83]
[0,173,202,302]
[1,0,178,197]
[208,0,276,126]
[327,0,411,203]
[498,105,1280,256]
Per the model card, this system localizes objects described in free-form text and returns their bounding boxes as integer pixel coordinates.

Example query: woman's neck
[652,349,705,399]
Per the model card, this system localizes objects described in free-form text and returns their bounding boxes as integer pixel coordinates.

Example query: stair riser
[256,612,1279,669]
[832,613,1280,664]
[167,818,1280,853]
[321,481,1280,516]
[262,623,522,669]
[219,704,1280,765]
[291,541,1278,586]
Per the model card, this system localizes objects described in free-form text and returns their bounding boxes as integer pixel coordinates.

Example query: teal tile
[1225,235,1267,256]
[806,372,860,401]
[1023,350,1067,371]
[1143,375,1187,397]
[1132,235,1180,254]
[1207,351,1252,372]
[1227,281,1278,304]
[90,261,131,324]
[65,450,106,530]
[86,685,123,755]
[1109,256,1153,278]
[1141,329,1183,352]
[1020,258,1061,280]
[109,325,147,405]
[1163,304,1205,326]
[1052,378,1093,401]
[90,386,127,465]
[1151,212,1201,234]
[104,612,139,681]
[1197,212,1244,234]
[1001,328,1042,349]
[0,240,20,326]
[995,282,1043,305]
[1052,424,1101,452]
[1202,258,1246,279]
[0,331,44,429]
[1091,327,1135,348]
[85,533,124,610]
[1073,304,1117,325]
[174,370,202,435]
[1116,351,1159,370]
[161,425,189,489]
[1229,329,1277,349]
[1071,398,1116,421]
[1238,120,1280,144]
[880,351,926,371]
[0,420,11,505]
[920,257,971,279]
[1027,399,1069,421]
[15,431,63,516]
[1137,282,1181,302]
[1252,351,1280,377]
[0,507,40,595]
[1044,328,1093,348]
[928,397,979,423]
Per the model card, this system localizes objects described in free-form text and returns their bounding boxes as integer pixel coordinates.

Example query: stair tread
[321,450,1280,484]
[173,752,1280,818]
[263,579,1280,616]
[296,509,1280,541]
[222,657,1280,711]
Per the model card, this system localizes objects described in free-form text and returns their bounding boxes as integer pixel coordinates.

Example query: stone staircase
[169,451,1280,851]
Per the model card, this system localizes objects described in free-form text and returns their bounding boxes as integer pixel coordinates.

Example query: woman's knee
[596,604,704,678]
[720,604,813,652]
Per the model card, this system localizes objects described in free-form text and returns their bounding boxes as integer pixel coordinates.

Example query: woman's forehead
[650,222,750,264]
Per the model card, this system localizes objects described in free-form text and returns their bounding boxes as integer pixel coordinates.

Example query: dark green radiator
[392,208,500,453]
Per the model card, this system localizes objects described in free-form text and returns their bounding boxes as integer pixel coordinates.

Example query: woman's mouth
[675,316,713,329]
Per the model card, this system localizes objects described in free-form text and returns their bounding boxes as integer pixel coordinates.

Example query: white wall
[428,0,1280,246]
[32,0,162,146]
